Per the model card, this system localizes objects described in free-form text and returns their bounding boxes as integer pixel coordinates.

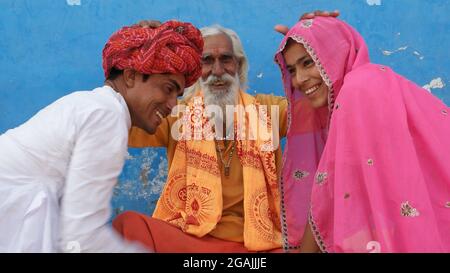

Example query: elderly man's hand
[274,10,340,35]
[132,20,162,28]
[299,10,340,20]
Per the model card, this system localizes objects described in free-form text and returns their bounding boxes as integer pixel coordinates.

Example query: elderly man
[0,21,203,252]
[113,24,289,252]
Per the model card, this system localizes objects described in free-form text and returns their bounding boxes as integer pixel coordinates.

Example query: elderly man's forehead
[202,50,234,58]
[203,33,233,53]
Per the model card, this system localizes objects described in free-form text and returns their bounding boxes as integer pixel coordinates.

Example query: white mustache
[203,74,235,86]
[201,73,240,119]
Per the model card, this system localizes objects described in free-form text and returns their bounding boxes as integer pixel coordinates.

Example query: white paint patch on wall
[381,46,425,60]
[66,0,81,6]
[413,51,425,60]
[366,0,382,6]
[382,46,408,56]
[423,78,445,92]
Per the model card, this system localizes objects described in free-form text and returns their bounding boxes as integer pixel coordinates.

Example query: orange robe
[114,93,287,252]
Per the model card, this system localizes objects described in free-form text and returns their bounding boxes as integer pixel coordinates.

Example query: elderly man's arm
[255,94,288,138]
[132,20,162,28]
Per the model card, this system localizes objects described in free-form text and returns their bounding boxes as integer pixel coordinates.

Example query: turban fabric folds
[103,21,203,87]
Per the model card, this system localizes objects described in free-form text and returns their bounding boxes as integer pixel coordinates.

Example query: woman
[275,17,450,252]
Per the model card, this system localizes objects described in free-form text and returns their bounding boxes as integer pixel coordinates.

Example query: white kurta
[0,86,147,253]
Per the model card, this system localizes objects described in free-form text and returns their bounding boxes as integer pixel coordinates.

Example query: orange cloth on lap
[113,211,284,253]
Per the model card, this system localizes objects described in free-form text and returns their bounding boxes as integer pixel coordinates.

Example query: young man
[0,20,203,253]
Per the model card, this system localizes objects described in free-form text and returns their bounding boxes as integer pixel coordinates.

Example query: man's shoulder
[59,87,125,115]
[49,87,128,133]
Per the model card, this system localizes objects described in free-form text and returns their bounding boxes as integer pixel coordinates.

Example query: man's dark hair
[107,68,150,81]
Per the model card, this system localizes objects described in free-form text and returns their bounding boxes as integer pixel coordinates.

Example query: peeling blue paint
[66,0,81,6]
[366,0,382,6]
[382,46,408,56]
[423,77,445,92]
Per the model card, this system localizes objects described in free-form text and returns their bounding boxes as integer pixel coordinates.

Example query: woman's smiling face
[283,40,328,108]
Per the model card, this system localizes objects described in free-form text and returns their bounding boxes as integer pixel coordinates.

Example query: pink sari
[275,17,450,253]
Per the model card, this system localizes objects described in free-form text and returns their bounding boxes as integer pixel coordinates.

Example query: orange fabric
[127,93,288,249]
[207,140,245,243]
[113,211,283,253]
[152,91,282,251]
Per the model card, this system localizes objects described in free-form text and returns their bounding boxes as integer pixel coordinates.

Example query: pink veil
[275,17,450,252]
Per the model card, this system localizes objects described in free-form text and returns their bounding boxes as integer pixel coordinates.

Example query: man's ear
[123,69,136,88]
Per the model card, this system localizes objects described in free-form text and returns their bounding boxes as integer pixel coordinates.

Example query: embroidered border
[309,209,328,253]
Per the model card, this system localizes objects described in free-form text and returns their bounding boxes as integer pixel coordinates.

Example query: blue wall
[1,0,449,217]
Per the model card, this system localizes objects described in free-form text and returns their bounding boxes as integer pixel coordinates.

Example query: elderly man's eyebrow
[220,52,234,57]
[202,52,234,58]
[201,54,213,61]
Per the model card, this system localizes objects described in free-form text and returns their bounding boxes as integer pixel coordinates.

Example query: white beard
[201,73,240,117]
[201,73,240,138]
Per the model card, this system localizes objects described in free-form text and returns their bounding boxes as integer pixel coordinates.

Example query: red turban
[102,20,203,87]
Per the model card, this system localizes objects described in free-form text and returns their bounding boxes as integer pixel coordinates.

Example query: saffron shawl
[153,90,282,251]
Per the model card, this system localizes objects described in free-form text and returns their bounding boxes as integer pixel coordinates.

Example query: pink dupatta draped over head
[275,17,450,252]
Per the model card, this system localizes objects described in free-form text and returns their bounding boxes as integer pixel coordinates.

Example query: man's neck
[105,79,123,93]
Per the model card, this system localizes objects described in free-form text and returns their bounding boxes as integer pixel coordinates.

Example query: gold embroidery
[293,170,309,180]
[401,201,420,217]
[316,172,328,185]
[301,19,314,28]
[309,212,327,253]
